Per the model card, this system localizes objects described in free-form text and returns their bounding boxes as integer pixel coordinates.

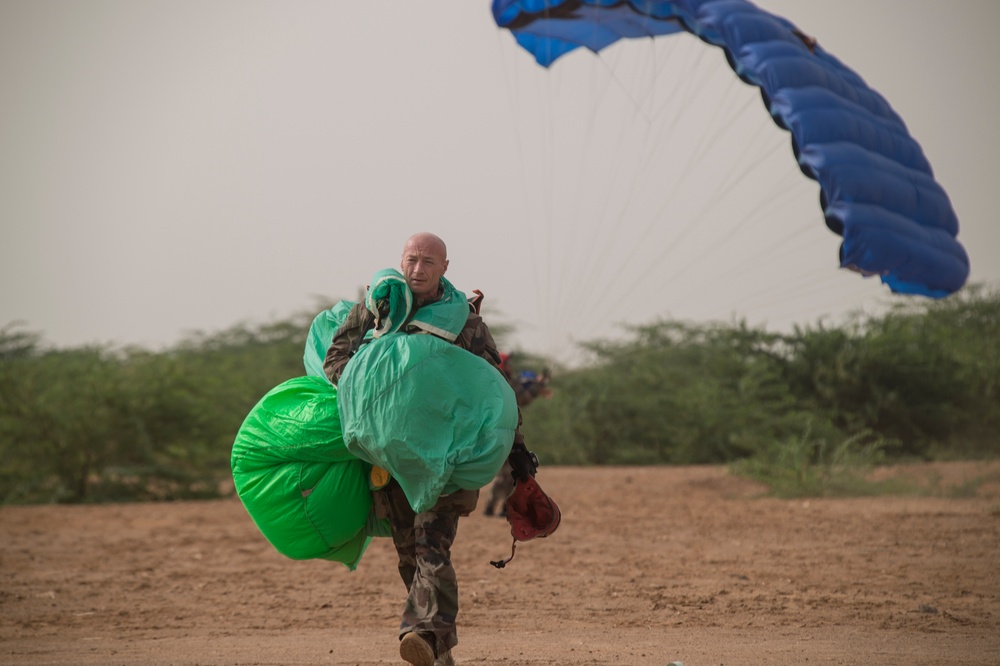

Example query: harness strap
[489,539,517,569]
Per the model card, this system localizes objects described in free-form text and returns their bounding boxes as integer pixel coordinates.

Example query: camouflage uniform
[385,478,478,656]
[325,288,522,659]
[483,461,515,517]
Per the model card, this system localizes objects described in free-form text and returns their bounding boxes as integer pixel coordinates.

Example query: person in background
[483,355,552,518]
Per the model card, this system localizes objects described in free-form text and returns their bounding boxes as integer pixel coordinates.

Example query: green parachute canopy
[337,331,519,513]
[231,376,378,569]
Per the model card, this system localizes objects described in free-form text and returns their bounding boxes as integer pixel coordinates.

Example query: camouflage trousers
[384,480,479,657]
[483,461,514,516]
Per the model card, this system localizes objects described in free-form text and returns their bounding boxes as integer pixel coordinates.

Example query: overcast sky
[2,1,997,363]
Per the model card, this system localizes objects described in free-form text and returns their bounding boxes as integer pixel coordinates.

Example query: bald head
[400,233,449,302]
[403,233,447,260]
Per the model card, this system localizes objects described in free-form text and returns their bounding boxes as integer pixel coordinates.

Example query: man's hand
[508,442,538,482]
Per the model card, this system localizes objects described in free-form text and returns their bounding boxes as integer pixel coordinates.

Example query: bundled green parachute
[308,269,520,513]
[303,300,355,380]
[235,268,517,567]
[231,376,384,570]
[338,330,519,512]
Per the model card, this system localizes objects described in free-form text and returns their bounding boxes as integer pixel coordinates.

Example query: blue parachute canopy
[492,0,969,297]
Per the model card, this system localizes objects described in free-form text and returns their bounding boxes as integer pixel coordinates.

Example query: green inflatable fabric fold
[402,274,473,342]
[366,268,412,338]
[231,376,379,569]
[338,332,519,513]
[303,300,355,383]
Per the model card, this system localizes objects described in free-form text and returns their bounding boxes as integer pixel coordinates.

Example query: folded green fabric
[366,268,412,338]
[231,376,380,569]
[338,332,518,513]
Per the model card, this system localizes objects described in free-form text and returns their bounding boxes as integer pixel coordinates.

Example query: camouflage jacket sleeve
[323,302,375,386]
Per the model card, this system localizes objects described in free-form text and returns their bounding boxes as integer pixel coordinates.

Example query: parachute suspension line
[697,151,884,325]
[630,70,750,248]
[537,56,640,357]
[739,269,860,318]
[489,22,619,355]
[671,210,835,322]
[549,67,610,355]
[703,158,822,284]
[717,223,815,288]
[534,41,673,352]
[555,39,728,341]
[636,147,799,305]
[545,39,780,346]
[584,79,807,330]
[648,143,831,320]
[530,55,616,357]
[594,44,656,127]
[712,203,866,319]
[709,229,876,329]
[550,42,672,337]
[646,75,823,339]
[789,283,886,327]
[494,33,560,357]
[582,82,759,316]
[648,34,726,141]
[632,84,759,259]
[531,57,574,353]
[620,39,732,237]
[725,160,882,321]
[635,75,800,253]
[540,68,559,353]
[550,48,632,316]
[662,114,793,255]
[619,36,881,323]
[726,181,814,268]
[609,37,662,121]
[701,100,785,202]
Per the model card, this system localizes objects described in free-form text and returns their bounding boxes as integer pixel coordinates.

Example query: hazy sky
[2,1,997,363]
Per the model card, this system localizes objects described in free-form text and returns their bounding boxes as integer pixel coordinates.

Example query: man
[324,232,535,666]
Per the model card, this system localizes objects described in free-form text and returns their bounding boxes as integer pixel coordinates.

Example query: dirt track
[3,463,999,665]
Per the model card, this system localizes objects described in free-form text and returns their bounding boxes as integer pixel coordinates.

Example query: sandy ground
[2,463,999,666]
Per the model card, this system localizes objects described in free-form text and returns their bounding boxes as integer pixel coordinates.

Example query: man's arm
[455,310,503,368]
[323,303,376,386]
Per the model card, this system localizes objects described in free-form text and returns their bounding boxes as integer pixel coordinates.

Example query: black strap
[489,538,517,569]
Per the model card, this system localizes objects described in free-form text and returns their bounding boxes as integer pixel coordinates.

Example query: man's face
[400,236,448,300]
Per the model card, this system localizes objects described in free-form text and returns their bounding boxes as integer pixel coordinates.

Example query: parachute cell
[492,0,969,297]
